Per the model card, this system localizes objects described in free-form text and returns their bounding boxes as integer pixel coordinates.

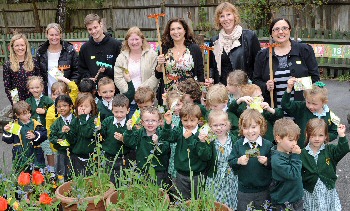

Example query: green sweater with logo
[281,91,338,147]
[228,138,273,193]
[26,95,54,127]
[270,146,303,205]
[49,115,76,153]
[123,124,170,172]
[301,136,349,193]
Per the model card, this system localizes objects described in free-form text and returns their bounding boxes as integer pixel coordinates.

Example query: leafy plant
[338,73,350,82]
[198,0,212,32]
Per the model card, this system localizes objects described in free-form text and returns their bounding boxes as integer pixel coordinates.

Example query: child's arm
[281,78,305,117]
[187,135,212,161]
[330,124,350,162]
[32,125,48,145]
[55,76,79,104]
[272,146,302,181]
[45,105,56,138]
[123,73,135,104]
[2,124,14,143]
[122,119,138,149]
[263,106,284,122]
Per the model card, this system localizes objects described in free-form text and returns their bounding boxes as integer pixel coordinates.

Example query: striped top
[275,55,294,108]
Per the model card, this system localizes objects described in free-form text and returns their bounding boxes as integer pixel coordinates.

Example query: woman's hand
[266,79,275,91]
[156,54,165,72]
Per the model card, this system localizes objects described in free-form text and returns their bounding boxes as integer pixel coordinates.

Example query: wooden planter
[55,180,115,211]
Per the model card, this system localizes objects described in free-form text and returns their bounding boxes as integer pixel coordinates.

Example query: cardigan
[26,95,54,127]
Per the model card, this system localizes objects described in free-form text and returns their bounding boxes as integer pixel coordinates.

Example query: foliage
[198,0,212,32]
[338,73,350,82]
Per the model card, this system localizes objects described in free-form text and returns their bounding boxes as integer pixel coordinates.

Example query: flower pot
[55,180,115,211]
[185,200,232,211]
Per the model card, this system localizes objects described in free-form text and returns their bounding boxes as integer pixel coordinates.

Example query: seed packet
[294,76,312,91]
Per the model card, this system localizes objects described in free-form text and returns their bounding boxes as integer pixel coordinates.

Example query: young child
[228,109,272,211]
[205,110,238,210]
[99,94,132,184]
[206,84,239,136]
[281,80,338,147]
[2,101,47,172]
[164,103,212,200]
[228,84,284,142]
[302,119,349,211]
[66,93,98,176]
[134,86,155,110]
[96,77,116,122]
[165,90,184,179]
[78,78,98,103]
[49,95,75,182]
[270,118,303,211]
[123,106,170,186]
[25,76,54,175]
[226,70,248,103]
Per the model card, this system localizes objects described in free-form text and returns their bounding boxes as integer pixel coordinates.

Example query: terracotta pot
[55,180,115,211]
[186,200,232,211]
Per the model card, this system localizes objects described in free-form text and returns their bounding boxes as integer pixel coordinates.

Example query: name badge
[296,61,301,64]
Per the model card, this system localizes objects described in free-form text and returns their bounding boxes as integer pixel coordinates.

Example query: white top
[47,50,61,96]
[128,58,142,91]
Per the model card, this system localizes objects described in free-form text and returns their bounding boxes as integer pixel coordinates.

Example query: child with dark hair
[3,101,47,172]
[49,95,75,182]
[78,78,98,103]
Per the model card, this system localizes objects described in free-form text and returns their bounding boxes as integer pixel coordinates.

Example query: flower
[17,172,30,186]
[32,171,44,185]
[39,193,52,205]
[314,81,326,88]
[0,197,8,211]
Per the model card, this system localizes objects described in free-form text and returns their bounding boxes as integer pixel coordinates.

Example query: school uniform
[97,99,113,122]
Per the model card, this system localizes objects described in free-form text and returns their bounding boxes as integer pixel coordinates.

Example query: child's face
[308,129,326,150]
[182,94,194,104]
[112,106,129,122]
[57,101,72,117]
[226,84,239,95]
[141,112,161,134]
[209,102,227,111]
[28,80,44,99]
[98,83,115,102]
[77,99,92,115]
[17,110,31,124]
[276,135,298,154]
[137,101,153,111]
[306,94,324,114]
[252,89,263,100]
[210,116,229,137]
[242,120,261,142]
[169,99,183,115]
[51,89,65,101]
[182,116,199,131]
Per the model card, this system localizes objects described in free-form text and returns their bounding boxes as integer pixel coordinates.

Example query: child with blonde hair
[302,119,349,211]
[226,70,248,103]
[271,118,303,211]
[281,80,338,147]
[205,110,238,210]
[228,109,272,211]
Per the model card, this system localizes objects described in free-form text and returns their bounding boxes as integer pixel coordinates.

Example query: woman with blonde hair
[114,26,159,115]
[3,33,40,105]
[36,23,79,96]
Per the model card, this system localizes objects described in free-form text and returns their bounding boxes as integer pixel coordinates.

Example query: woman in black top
[209,2,261,84]
[156,18,204,104]
[253,18,319,108]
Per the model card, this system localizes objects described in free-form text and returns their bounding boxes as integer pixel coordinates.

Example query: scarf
[213,25,243,76]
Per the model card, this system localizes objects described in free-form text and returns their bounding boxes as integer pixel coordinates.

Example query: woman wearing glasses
[253,18,319,108]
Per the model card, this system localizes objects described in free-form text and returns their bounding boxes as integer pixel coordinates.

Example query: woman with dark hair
[253,18,319,108]
[156,18,204,103]
[209,2,261,85]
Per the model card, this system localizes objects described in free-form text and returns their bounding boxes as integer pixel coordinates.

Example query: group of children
[2,69,349,211]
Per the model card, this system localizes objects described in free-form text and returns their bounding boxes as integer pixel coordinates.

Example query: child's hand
[260,102,275,114]
[162,93,168,107]
[36,108,46,115]
[152,134,158,145]
[257,156,268,166]
[26,131,35,140]
[4,124,11,132]
[291,145,301,154]
[78,107,87,115]
[286,77,297,93]
[94,118,101,130]
[114,132,124,142]
[237,155,249,165]
[99,67,106,73]
[266,79,275,91]
[198,131,207,143]
[163,110,172,125]
[183,130,193,139]
[123,72,131,82]
[337,124,346,137]
[204,78,214,86]
[126,119,133,130]
[62,125,70,133]
[237,96,253,105]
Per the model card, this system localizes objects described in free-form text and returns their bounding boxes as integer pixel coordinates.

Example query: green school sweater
[124,81,135,105]
[301,136,350,193]
[123,125,170,172]
[166,124,212,176]
[270,146,303,205]
[281,91,338,147]
[49,115,76,153]
[228,100,284,142]
[67,114,97,158]
[26,95,54,127]
[228,137,273,193]
[100,116,131,157]
[97,100,113,122]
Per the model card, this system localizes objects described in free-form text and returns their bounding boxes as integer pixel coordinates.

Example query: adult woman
[253,18,319,108]
[156,18,204,103]
[36,23,79,96]
[3,33,40,105]
[209,2,261,85]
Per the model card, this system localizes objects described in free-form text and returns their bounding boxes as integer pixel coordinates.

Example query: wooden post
[2,9,9,34]
[109,4,114,30]
[1,34,9,61]
[200,45,214,80]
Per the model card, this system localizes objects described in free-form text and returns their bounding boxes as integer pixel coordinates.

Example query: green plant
[338,73,350,82]
[198,0,212,32]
